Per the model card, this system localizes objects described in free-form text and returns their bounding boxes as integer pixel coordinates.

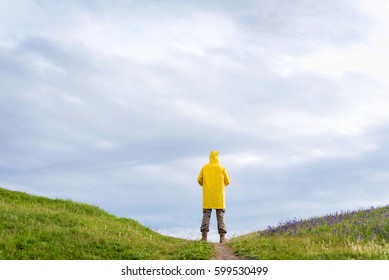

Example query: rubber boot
[201,231,208,242]
[219,233,227,243]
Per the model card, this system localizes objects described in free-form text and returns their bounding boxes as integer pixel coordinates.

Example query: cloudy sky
[2,0,389,241]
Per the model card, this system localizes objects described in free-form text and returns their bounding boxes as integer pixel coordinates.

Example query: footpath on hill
[212,243,242,260]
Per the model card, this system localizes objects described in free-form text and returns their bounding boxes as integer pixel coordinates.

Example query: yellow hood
[209,150,219,163]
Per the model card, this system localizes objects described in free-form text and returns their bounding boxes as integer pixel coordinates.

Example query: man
[197,150,231,243]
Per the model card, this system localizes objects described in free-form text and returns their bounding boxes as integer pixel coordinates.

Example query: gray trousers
[200,209,227,234]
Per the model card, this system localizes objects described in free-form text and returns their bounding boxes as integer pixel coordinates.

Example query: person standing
[197,150,231,243]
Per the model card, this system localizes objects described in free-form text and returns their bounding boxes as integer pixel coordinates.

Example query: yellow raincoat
[197,151,231,209]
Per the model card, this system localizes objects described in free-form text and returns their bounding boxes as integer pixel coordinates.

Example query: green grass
[229,206,389,259]
[5,187,388,260]
[0,187,212,260]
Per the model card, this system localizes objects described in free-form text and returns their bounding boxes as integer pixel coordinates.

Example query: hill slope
[0,187,212,260]
[4,187,388,260]
[229,206,389,259]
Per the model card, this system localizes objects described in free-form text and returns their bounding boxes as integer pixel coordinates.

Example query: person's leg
[216,209,227,233]
[216,209,227,243]
[200,209,212,241]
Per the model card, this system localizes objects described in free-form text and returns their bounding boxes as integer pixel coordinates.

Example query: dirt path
[212,243,242,260]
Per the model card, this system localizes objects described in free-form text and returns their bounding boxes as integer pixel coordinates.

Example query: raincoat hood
[209,150,219,163]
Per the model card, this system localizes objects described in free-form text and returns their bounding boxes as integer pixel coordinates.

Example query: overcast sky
[2,0,389,241]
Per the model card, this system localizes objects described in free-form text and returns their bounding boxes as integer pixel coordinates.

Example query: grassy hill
[0,187,212,260]
[3,187,389,260]
[228,206,389,259]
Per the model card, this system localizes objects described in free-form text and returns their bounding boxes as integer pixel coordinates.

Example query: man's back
[198,151,230,209]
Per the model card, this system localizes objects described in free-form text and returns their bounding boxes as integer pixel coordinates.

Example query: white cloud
[299,1,389,81]
[68,10,239,62]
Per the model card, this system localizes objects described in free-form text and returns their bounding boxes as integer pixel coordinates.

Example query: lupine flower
[258,205,389,242]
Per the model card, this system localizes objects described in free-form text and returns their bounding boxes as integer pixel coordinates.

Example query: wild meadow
[229,206,389,259]
[0,187,212,260]
[3,186,389,260]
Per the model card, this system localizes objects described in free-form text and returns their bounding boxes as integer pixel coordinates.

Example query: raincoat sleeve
[224,168,231,186]
[197,168,204,186]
